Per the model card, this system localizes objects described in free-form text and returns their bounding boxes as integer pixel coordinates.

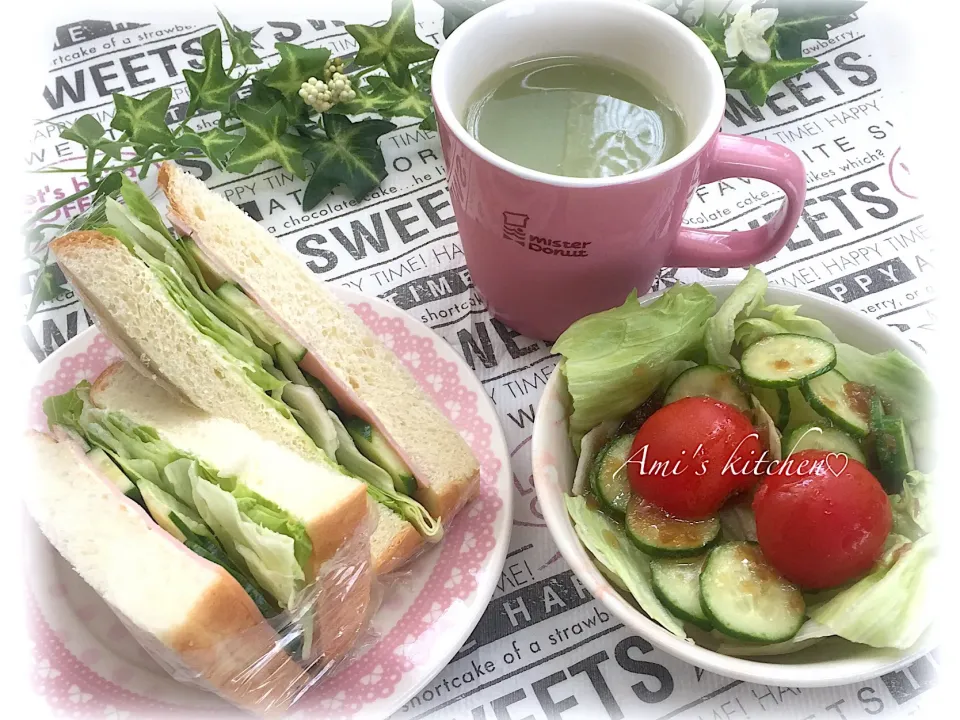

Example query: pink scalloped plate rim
[25,288,512,719]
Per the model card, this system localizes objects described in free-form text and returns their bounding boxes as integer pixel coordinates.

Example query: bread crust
[165,571,307,713]
[417,468,482,525]
[373,516,424,575]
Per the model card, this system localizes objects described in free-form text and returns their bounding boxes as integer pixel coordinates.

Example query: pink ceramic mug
[432,0,806,341]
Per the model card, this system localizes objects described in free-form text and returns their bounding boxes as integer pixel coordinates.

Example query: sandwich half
[51,170,479,573]
[25,430,308,714]
[36,364,373,690]
[158,164,480,544]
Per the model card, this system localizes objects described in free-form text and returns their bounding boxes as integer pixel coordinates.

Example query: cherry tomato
[753,449,891,589]
[627,396,765,520]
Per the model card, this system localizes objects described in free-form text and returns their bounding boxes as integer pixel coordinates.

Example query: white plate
[25,287,512,718]
[532,282,934,688]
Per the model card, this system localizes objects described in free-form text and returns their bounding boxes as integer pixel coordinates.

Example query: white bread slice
[50,231,318,462]
[371,505,424,575]
[51,229,425,572]
[159,162,480,526]
[89,362,373,662]
[25,431,306,714]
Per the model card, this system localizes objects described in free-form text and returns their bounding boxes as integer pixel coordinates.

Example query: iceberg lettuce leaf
[890,471,931,541]
[192,476,305,610]
[704,267,767,367]
[809,534,934,649]
[834,344,931,428]
[565,494,686,638]
[554,285,716,442]
[760,304,839,342]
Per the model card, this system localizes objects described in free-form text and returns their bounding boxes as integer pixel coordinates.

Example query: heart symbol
[824,452,849,477]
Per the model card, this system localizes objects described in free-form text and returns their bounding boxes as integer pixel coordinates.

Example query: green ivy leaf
[259,42,331,97]
[346,0,437,85]
[28,261,68,318]
[329,85,384,116]
[184,29,245,114]
[364,75,432,120]
[227,102,308,178]
[303,116,396,209]
[94,171,124,201]
[419,112,438,132]
[174,128,242,170]
[692,13,729,65]
[245,78,308,124]
[434,0,495,38]
[111,88,174,145]
[758,0,867,59]
[726,56,818,105]
[60,115,106,147]
[217,10,262,65]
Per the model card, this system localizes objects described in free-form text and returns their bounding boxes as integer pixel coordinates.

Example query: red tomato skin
[753,449,892,590]
[627,396,765,520]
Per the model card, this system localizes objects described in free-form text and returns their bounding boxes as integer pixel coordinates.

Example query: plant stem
[31,152,202,176]
[21,185,97,231]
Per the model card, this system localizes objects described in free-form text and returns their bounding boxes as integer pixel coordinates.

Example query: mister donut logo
[502,211,530,247]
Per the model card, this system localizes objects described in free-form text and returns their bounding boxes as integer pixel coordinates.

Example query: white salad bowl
[532,282,934,688]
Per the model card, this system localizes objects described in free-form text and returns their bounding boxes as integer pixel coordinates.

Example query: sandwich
[50,165,480,573]
[27,362,374,714]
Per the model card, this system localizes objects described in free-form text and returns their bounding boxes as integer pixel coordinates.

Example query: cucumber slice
[282,384,339,460]
[740,334,836,388]
[625,495,720,558]
[873,412,915,494]
[783,422,866,464]
[753,387,790,432]
[650,556,712,630]
[184,239,228,290]
[590,434,633,517]
[700,542,805,643]
[216,283,306,362]
[664,365,750,412]
[801,370,870,437]
[275,343,311,387]
[138,479,210,542]
[345,417,418,496]
[87,448,144,504]
[327,411,395,493]
[783,386,823,432]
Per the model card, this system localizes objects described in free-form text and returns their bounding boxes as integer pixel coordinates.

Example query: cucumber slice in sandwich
[87,447,143,504]
[664,365,750,411]
[783,422,866,464]
[741,334,836,388]
[345,418,418,497]
[217,283,306,362]
[700,542,805,643]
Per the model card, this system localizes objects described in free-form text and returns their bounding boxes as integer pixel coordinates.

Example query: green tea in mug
[465,55,685,178]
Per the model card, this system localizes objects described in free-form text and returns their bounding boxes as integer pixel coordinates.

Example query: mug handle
[664,133,806,267]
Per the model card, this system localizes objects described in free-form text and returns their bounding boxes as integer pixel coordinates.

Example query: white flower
[724,3,778,64]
